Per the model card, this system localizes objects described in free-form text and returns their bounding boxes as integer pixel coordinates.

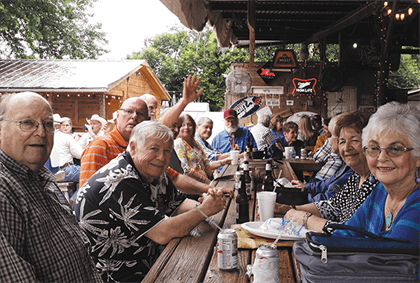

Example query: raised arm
[160,75,204,129]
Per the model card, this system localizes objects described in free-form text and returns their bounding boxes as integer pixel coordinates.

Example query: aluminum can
[300,148,307,159]
[252,244,280,283]
[217,229,238,270]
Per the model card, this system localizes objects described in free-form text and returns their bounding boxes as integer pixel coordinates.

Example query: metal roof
[0,59,155,93]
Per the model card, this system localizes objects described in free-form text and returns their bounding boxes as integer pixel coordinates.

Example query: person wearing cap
[53,113,62,130]
[78,114,107,148]
[211,109,257,171]
[103,111,117,135]
[139,93,158,121]
[49,116,84,183]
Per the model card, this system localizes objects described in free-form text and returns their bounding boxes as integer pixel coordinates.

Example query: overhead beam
[303,2,377,45]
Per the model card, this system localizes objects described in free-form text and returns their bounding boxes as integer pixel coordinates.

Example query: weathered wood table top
[143,160,301,283]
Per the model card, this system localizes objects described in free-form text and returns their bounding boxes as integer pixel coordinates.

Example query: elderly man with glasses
[79,97,150,188]
[0,92,102,282]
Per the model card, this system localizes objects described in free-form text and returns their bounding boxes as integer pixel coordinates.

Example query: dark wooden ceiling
[207,0,419,48]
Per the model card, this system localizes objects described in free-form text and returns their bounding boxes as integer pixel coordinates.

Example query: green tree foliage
[390,50,420,89]
[0,0,108,59]
[129,26,277,111]
[130,28,344,111]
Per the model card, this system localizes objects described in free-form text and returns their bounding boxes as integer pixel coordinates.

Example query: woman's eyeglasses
[363,145,414,158]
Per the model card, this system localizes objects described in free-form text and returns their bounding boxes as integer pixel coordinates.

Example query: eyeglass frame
[363,145,414,158]
[119,108,150,120]
[1,118,56,133]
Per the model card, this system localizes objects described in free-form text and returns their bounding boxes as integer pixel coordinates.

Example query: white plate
[241,218,310,240]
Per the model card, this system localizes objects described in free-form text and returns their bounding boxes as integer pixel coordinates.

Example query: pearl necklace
[385,185,417,229]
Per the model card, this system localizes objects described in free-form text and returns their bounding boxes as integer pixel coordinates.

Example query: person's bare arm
[160,75,204,128]
[171,173,234,197]
[284,208,327,233]
[145,191,226,244]
[274,202,321,217]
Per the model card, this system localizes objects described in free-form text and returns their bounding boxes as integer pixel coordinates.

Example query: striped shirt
[79,127,128,187]
[0,149,102,283]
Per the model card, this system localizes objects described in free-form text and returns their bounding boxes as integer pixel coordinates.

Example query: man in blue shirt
[211,109,256,171]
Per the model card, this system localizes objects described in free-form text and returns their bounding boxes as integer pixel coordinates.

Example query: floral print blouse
[174,138,212,178]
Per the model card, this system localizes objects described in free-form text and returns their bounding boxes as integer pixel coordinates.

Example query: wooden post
[377,1,396,106]
[248,0,256,63]
[100,93,106,117]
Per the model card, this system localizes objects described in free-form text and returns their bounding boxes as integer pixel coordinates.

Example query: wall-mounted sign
[292,78,317,95]
[271,50,298,71]
[257,62,276,84]
[286,100,294,106]
[251,86,284,95]
[230,96,264,119]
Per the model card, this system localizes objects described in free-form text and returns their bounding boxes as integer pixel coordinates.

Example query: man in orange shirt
[78,97,149,188]
[74,75,232,204]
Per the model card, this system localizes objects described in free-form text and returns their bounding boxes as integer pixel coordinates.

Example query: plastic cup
[284,147,294,159]
[230,150,239,165]
[257,191,277,222]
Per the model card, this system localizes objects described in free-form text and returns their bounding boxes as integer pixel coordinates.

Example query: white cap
[87,114,107,126]
[53,114,62,125]
[107,111,118,123]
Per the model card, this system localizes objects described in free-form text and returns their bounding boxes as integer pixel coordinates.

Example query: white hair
[362,102,420,158]
[130,121,173,148]
[197,117,213,126]
[257,113,271,126]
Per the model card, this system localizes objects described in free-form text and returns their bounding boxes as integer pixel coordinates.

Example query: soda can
[217,229,238,270]
[300,148,307,159]
[252,244,280,283]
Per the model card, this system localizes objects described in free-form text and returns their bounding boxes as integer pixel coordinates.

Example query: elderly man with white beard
[211,109,257,171]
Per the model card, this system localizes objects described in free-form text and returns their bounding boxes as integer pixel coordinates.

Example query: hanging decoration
[229,96,264,119]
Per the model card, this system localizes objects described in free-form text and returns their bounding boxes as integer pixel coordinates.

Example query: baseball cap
[224,109,238,119]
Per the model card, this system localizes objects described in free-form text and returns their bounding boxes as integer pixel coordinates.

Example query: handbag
[293,223,419,283]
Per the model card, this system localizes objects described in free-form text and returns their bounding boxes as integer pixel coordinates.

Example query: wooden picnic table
[143,160,301,283]
[284,158,324,181]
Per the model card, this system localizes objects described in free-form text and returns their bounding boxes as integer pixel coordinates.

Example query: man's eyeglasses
[363,145,414,158]
[2,118,55,133]
[119,108,150,120]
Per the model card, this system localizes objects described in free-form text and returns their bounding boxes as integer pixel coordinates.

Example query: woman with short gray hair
[334,102,420,254]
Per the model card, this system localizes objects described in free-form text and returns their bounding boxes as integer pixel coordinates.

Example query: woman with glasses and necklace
[174,114,231,184]
[278,111,378,233]
[333,102,420,253]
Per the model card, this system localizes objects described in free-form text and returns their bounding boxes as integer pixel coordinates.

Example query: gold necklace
[385,185,417,229]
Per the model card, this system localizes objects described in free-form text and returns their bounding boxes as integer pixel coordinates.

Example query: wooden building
[0,59,170,130]
[162,0,419,121]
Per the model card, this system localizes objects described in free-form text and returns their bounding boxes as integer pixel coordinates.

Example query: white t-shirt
[78,130,104,147]
[50,131,84,167]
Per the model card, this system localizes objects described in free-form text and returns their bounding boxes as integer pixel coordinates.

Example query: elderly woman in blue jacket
[334,102,420,250]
